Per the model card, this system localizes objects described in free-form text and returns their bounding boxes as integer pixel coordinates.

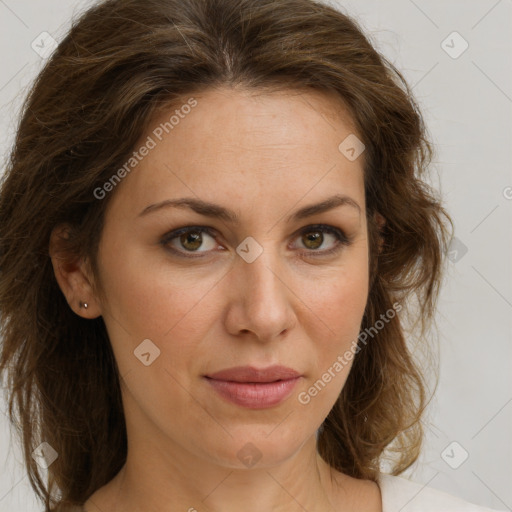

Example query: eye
[291,224,351,257]
[160,224,352,259]
[161,226,220,257]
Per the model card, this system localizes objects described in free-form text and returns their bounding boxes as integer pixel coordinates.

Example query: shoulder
[378,473,505,512]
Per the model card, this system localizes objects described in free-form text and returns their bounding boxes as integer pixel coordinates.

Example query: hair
[0,0,453,510]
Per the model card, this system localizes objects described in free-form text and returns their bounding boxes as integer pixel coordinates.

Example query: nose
[223,246,297,343]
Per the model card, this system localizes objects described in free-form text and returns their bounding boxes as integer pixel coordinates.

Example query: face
[90,87,369,470]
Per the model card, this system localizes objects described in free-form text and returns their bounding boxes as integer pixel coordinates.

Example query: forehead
[105,86,365,218]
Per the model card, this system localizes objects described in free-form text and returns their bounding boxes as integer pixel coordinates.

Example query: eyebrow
[138,193,361,223]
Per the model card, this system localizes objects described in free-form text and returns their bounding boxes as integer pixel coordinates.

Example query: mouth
[205,365,302,383]
[203,365,303,409]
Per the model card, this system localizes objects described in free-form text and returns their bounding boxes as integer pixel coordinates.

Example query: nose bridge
[239,241,285,303]
[230,239,296,339]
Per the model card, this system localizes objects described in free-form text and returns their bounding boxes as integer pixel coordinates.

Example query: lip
[206,365,302,383]
[204,365,302,409]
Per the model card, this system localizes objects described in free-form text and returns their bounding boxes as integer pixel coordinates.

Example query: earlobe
[49,224,101,318]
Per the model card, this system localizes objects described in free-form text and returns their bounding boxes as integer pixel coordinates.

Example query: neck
[86,432,345,512]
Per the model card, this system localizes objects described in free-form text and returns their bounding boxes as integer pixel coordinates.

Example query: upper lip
[205,365,302,383]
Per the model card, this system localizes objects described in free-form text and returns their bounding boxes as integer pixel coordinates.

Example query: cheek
[302,261,368,337]
[296,259,368,386]
[97,252,222,401]
[295,274,367,416]
[98,243,223,340]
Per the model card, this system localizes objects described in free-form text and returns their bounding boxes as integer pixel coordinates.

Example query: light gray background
[0,0,511,511]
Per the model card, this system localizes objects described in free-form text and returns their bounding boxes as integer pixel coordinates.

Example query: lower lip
[204,377,301,409]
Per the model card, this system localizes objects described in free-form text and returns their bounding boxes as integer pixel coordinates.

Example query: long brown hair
[0,0,453,509]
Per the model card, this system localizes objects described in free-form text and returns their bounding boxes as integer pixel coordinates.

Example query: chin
[197,426,311,470]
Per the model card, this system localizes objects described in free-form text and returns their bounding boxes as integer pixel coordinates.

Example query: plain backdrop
[0,0,511,511]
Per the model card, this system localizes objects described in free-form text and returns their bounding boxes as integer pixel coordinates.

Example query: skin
[50,86,383,512]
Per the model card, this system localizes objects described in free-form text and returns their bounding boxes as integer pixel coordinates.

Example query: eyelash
[160,224,352,259]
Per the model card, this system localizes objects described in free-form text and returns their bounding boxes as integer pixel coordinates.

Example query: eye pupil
[303,231,323,249]
[181,232,202,250]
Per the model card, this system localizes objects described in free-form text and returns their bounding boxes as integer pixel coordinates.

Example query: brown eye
[179,231,203,251]
[161,224,351,260]
[301,230,323,250]
[293,224,351,257]
[162,226,219,256]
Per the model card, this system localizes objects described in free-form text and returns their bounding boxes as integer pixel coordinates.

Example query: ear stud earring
[79,301,89,309]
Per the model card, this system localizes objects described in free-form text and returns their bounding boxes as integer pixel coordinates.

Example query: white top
[378,473,506,511]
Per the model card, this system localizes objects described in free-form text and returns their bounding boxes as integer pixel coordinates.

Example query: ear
[49,224,102,319]
[374,212,386,253]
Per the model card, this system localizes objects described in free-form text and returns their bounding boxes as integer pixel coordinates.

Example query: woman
[0,0,504,511]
